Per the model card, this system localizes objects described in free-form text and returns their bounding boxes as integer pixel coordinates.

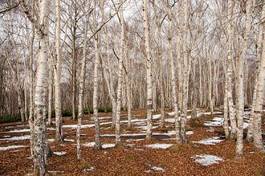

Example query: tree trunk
[227,0,237,139]
[93,34,101,149]
[33,0,50,174]
[143,0,153,140]
[252,4,265,151]
[54,0,63,142]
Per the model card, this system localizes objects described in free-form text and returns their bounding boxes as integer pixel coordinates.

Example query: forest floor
[0,109,265,176]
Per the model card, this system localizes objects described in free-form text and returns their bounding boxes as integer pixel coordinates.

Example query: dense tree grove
[0,0,265,175]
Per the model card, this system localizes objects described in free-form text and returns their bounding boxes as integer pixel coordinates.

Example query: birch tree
[143,0,153,140]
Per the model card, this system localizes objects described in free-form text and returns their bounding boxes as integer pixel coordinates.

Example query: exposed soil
[0,109,265,176]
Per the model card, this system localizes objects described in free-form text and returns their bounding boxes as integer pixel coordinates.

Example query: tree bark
[143,0,153,140]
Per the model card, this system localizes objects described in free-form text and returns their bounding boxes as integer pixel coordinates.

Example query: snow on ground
[165,118,175,123]
[186,131,194,135]
[126,139,144,142]
[0,135,30,141]
[83,166,95,172]
[204,117,224,127]
[83,142,115,149]
[192,154,223,166]
[64,139,75,142]
[137,125,159,130]
[62,124,95,129]
[83,142,96,147]
[145,166,165,173]
[101,133,145,137]
[7,129,30,133]
[53,151,67,156]
[145,144,173,149]
[99,116,112,120]
[193,137,223,145]
[102,143,115,149]
[48,139,55,142]
[204,116,249,129]
[167,112,175,116]
[0,145,27,151]
[152,114,161,120]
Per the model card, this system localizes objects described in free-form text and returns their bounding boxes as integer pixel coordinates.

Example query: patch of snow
[204,111,223,115]
[8,129,30,133]
[102,143,115,149]
[192,154,223,166]
[126,139,144,142]
[167,112,175,116]
[64,139,75,142]
[151,166,165,172]
[99,116,112,120]
[83,142,115,149]
[53,151,66,156]
[101,133,145,137]
[204,117,224,127]
[83,142,96,147]
[63,124,95,129]
[165,118,175,123]
[146,166,165,173]
[3,135,11,138]
[137,125,158,130]
[152,114,161,120]
[0,135,30,141]
[48,139,55,142]
[134,121,146,126]
[145,143,173,149]
[83,166,95,172]
[186,131,194,135]
[193,137,223,145]
[0,145,26,151]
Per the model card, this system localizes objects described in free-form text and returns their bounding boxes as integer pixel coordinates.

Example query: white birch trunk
[54,0,63,142]
[33,0,50,174]
[227,0,237,139]
[143,0,153,140]
[252,4,265,151]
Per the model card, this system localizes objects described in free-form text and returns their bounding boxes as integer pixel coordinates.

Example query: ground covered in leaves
[0,109,265,176]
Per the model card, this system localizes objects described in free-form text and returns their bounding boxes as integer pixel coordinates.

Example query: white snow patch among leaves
[126,139,144,142]
[192,154,223,166]
[186,131,194,135]
[48,139,55,142]
[193,137,223,145]
[204,117,224,127]
[101,133,145,137]
[83,142,96,147]
[0,135,30,141]
[83,166,95,172]
[165,118,175,123]
[145,143,173,149]
[167,112,175,116]
[102,143,115,149]
[8,129,30,133]
[63,124,95,129]
[152,114,161,120]
[83,142,115,149]
[145,166,165,173]
[53,151,66,156]
[0,145,26,151]
[64,139,75,142]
